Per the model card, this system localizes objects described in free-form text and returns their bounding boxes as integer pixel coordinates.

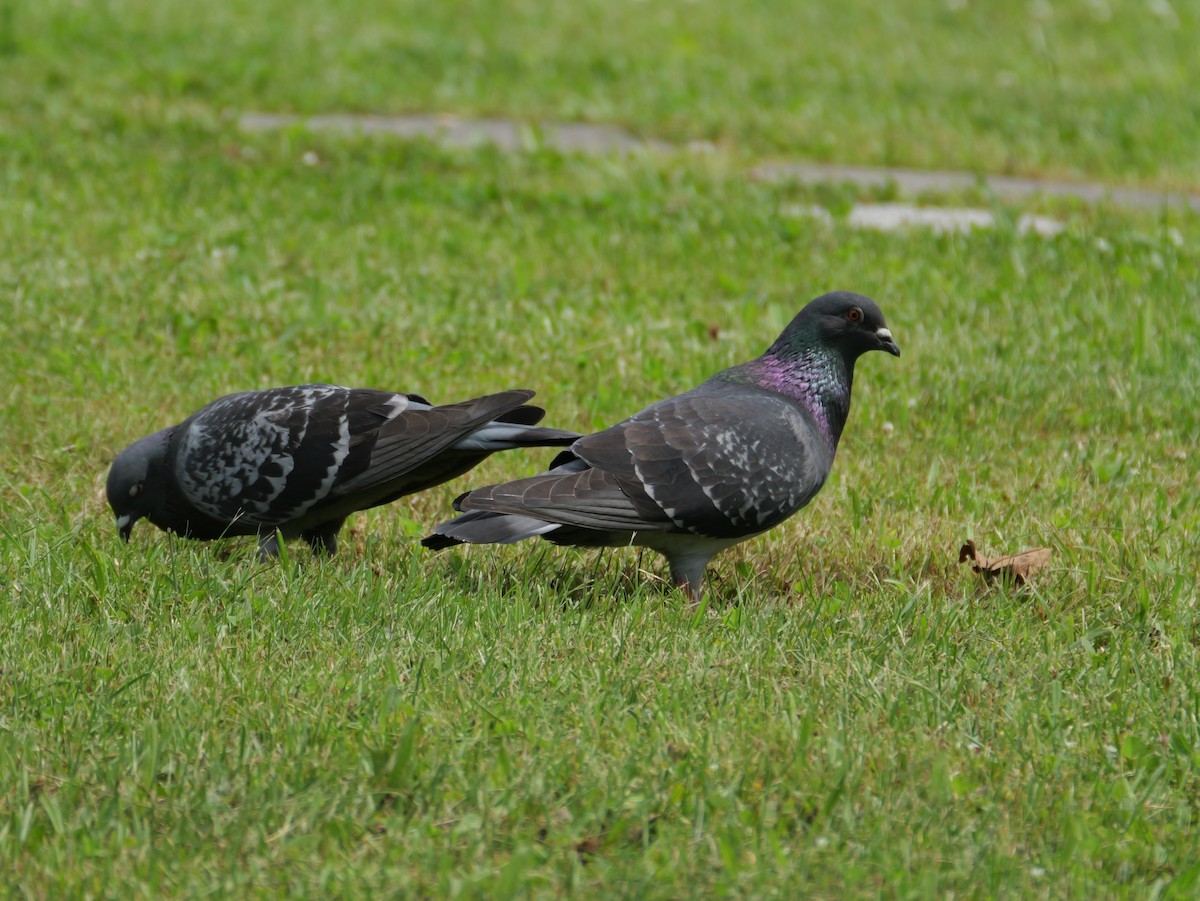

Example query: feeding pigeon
[106,385,580,556]
[423,291,900,600]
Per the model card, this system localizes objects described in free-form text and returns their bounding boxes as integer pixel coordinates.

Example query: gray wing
[461,385,833,539]
[174,384,410,526]
[329,389,575,498]
[460,454,676,532]
[176,386,563,526]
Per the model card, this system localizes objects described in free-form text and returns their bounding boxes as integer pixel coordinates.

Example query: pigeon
[423,291,900,600]
[106,385,580,556]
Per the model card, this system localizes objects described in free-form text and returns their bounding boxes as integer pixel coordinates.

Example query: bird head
[773,291,901,361]
[106,428,172,540]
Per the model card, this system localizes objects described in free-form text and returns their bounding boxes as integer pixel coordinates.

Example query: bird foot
[304,530,338,556]
[675,579,703,607]
[257,533,281,560]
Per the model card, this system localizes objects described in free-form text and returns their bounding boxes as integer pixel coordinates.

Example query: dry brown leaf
[575,835,603,859]
[958,540,1052,586]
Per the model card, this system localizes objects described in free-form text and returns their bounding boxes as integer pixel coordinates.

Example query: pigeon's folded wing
[331,389,556,495]
[174,385,365,526]
[570,389,833,538]
[460,462,676,532]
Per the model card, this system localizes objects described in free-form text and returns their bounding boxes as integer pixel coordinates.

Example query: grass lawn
[4,0,1200,187]
[2,0,1200,896]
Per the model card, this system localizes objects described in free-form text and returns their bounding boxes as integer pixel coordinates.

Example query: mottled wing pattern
[572,388,833,538]
[462,385,833,540]
[175,385,410,526]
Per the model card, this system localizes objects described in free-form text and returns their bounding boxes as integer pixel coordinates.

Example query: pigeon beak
[876,327,901,357]
[116,514,133,542]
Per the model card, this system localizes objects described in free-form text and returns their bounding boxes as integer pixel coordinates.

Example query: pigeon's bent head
[106,428,172,540]
[771,291,901,362]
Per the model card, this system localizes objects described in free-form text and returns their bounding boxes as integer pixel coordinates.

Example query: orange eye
[847,307,863,322]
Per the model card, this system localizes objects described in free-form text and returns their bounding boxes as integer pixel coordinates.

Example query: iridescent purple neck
[742,350,853,445]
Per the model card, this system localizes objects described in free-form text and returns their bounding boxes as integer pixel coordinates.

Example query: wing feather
[461,383,834,539]
[331,390,542,495]
[175,384,357,526]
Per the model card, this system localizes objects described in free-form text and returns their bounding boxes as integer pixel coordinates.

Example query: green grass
[2,0,1200,187]
[3,0,1200,897]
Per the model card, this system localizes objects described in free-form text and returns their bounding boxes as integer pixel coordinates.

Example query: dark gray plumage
[422,292,900,600]
[106,385,580,556]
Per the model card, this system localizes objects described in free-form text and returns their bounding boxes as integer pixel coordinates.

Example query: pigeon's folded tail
[451,421,580,452]
[421,509,560,549]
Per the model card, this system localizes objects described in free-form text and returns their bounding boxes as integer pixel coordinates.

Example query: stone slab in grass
[240,112,670,154]
[780,202,1065,236]
[753,161,1200,212]
[241,112,1200,213]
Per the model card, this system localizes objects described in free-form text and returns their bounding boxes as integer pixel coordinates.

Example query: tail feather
[495,404,547,426]
[452,421,580,452]
[421,509,560,549]
[548,449,584,470]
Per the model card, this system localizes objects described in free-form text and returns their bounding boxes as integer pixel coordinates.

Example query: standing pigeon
[106,385,580,556]
[423,292,900,600]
